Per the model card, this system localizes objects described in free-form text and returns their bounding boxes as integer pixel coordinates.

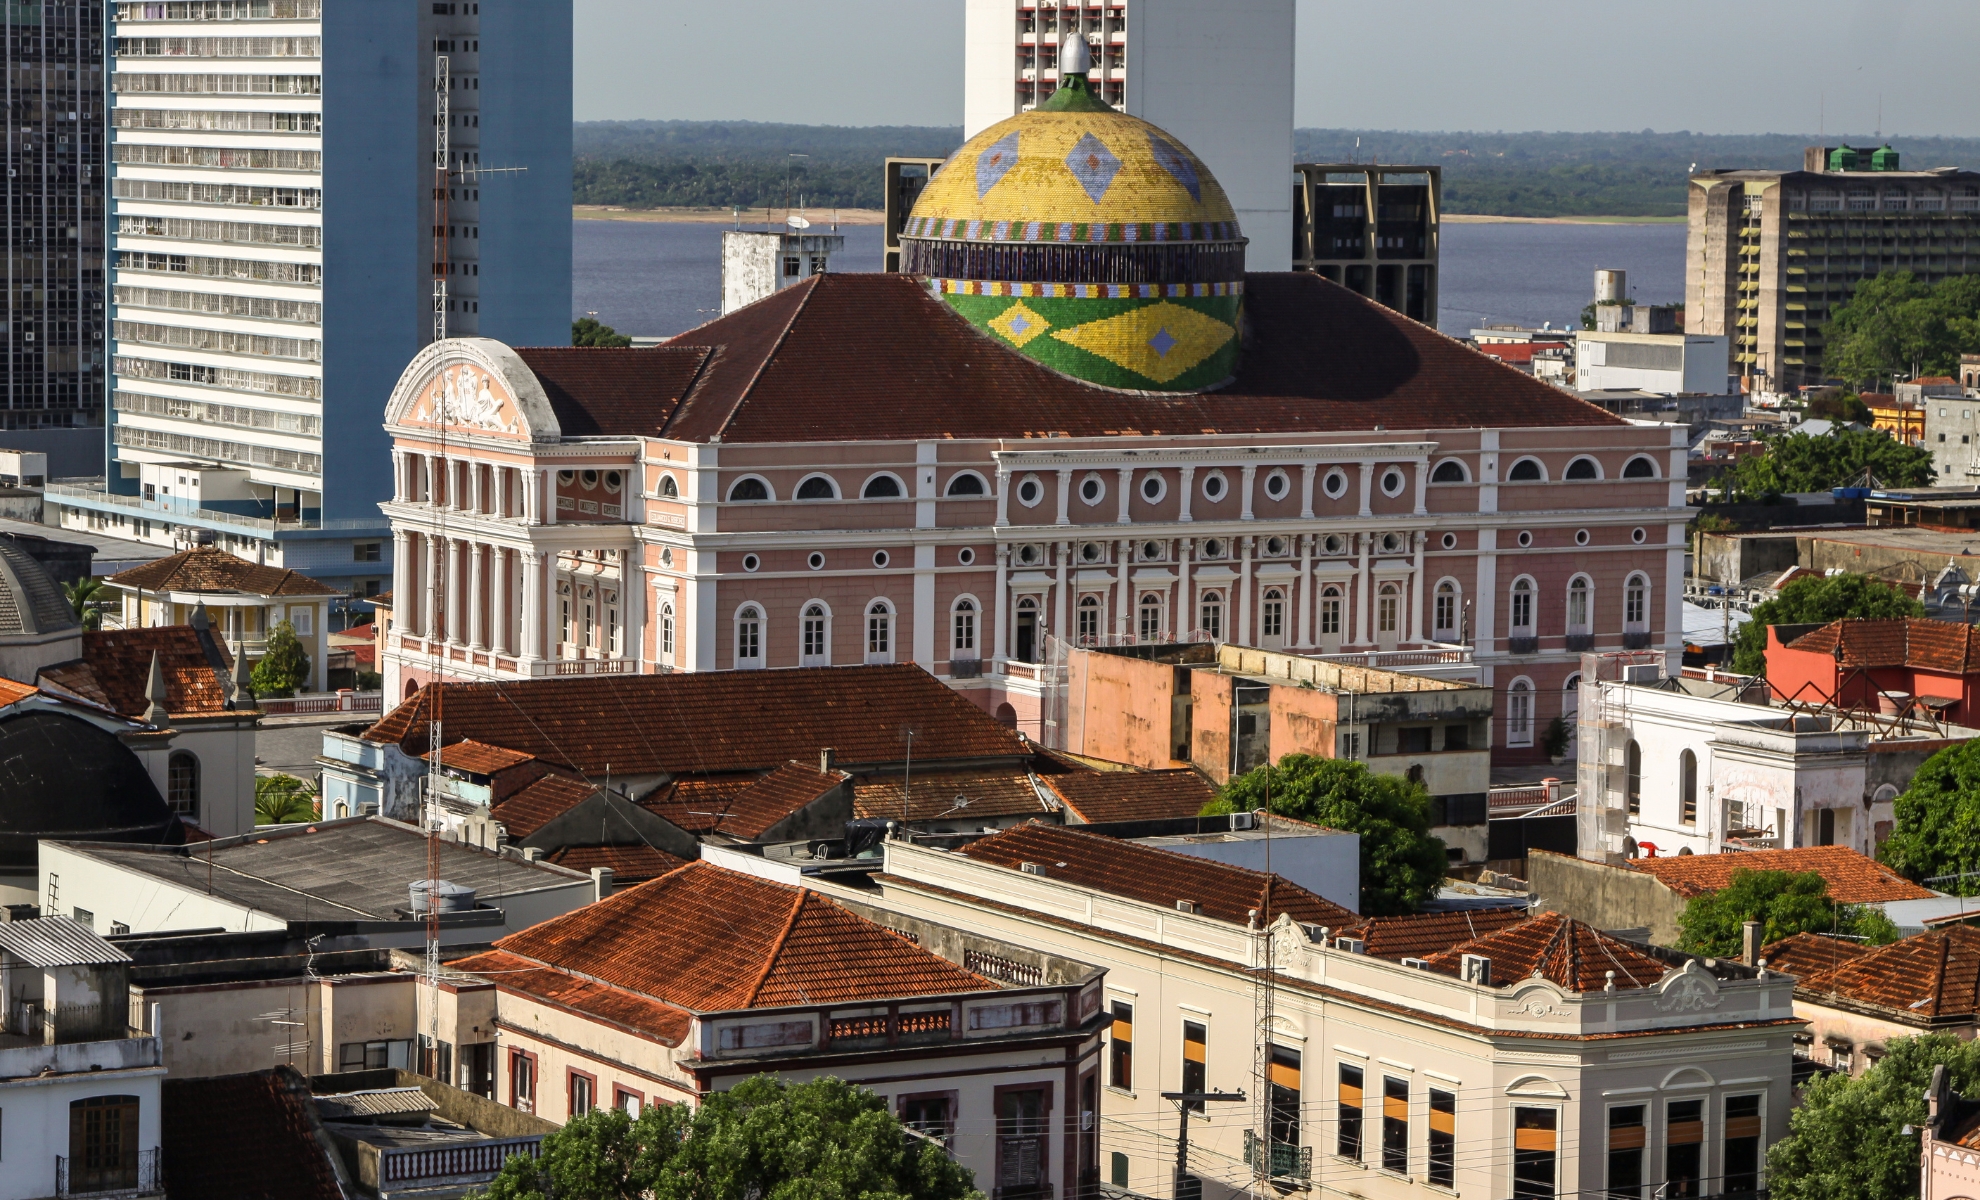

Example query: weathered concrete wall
[1269,682,1338,763]
[1191,669,1235,782]
[1068,649,1180,768]
[1528,849,1686,946]
[1697,532,1800,587]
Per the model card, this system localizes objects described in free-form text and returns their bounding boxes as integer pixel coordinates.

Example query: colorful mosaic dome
[901,38,1246,393]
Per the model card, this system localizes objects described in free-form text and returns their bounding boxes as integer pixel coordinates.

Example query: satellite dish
[786,214,811,230]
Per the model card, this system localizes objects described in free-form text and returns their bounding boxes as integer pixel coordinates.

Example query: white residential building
[962,0,1296,270]
[1576,331,1732,396]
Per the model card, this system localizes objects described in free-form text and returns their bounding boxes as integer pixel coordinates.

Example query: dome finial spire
[1061,33,1091,77]
[1043,34,1109,112]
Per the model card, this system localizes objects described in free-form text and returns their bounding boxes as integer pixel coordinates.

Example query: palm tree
[254,774,319,825]
[62,576,106,630]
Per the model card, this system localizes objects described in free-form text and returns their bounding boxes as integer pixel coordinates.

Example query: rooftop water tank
[1829,146,1860,172]
[1871,145,1901,172]
[408,879,476,914]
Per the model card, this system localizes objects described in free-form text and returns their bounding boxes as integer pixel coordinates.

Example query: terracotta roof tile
[1332,907,1533,961]
[492,860,997,1011]
[544,844,691,883]
[960,823,1356,927]
[38,627,233,719]
[641,760,847,838]
[1782,618,1980,675]
[639,776,755,824]
[446,948,694,1043]
[107,547,340,597]
[161,1066,344,1200]
[1044,770,1219,824]
[1627,846,1936,903]
[425,739,537,775]
[492,775,598,840]
[1759,931,1871,981]
[512,345,710,437]
[854,771,1053,822]
[1785,926,1980,1018]
[0,677,37,706]
[364,665,1028,775]
[1420,911,1670,992]
[540,273,1628,445]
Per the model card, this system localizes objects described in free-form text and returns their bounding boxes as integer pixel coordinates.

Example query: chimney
[1741,920,1764,966]
[820,747,836,774]
[141,650,169,726]
[591,866,614,901]
[522,846,542,862]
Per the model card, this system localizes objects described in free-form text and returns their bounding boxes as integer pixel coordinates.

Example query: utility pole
[1160,1089,1244,1200]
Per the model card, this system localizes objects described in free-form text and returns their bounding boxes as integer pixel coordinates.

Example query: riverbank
[574,204,887,225]
[1443,213,1685,225]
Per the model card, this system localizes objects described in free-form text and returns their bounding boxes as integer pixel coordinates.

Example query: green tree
[1676,868,1899,957]
[572,317,633,348]
[1769,1033,1980,1200]
[1730,572,1924,675]
[476,1075,980,1200]
[1823,270,1980,388]
[255,774,318,825]
[1204,755,1446,915]
[62,576,106,631]
[1716,427,1935,503]
[249,618,311,698]
[1880,739,1980,893]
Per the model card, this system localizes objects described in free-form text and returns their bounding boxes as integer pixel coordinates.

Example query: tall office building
[4,0,106,472]
[962,0,1295,271]
[49,0,570,600]
[1688,146,1980,396]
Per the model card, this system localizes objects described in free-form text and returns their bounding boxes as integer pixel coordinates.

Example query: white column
[1116,468,1133,524]
[1410,531,1427,644]
[1177,538,1192,638]
[1474,529,1498,653]
[1353,532,1371,646]
[422,454,436,506]
[1053,541,1069,645]
[444,539,463,645]
[1296,532,1313,648]
[1055,469,1072,526]
[391,451,406,503]
[1177,465,1195,522]
[626,556,645,667]
[1240,466,1257,520]
[542,470,558,527]
[1115,538,1132,637]
[1299,463,1316,519]
[913,543,936,668]
[1237,536,1254,645]
[992,545,1011,664]
[392,530,413,635]
[467,542,485,649]
[521,549,544,660]
[1358,461,1374,518]
[994,462,1012,527]
[424,534,443,640]
[522,469,540,524]
[489,547,509,656]
[1413,459,1429,517]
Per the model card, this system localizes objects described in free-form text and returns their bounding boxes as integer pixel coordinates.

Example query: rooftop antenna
[432,52,526,346]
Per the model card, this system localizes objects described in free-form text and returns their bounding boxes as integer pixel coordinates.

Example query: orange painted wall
[1069,651,1179,769]
[1270,685,1341,764]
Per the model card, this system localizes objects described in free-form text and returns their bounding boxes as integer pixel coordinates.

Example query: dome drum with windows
[902,36,1245,392]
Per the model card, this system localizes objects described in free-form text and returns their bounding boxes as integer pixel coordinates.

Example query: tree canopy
[1880,739,1980,894]
[1769,1033,1980,1200]
[1714,427,1935,503]
[1676,868,1898,957]
[254,774,318,825]
[1730,572,1923,675]
[62,576,106,631]
[1824,270,1980,389]
[475,1075,980,1200]
[249,619,311,698]
[572,317,634,348]
[1204,755,1446,916]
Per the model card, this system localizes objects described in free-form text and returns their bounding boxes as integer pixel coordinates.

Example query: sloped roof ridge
[745,887,812,1007]
[705,275,819,443]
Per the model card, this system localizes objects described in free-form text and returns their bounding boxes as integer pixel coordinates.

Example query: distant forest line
[572,121,1980,218]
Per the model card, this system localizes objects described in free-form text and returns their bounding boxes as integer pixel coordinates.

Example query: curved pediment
[1504,1074,1569,1098]
[1652,959,1725,1014]
[385,338,562,444]
[1661,1066,1715,1090]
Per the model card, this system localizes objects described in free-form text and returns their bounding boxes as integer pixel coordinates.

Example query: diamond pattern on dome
[987,301,1050,348]
[975,131,1021,199]
[1051,301,1235,384]
[1147,132,1202,201]
[1064,133,1122,204]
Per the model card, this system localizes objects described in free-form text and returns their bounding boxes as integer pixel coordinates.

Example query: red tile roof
[0,677,37,706]
[1420,911,1670,992]
[108,546,340,597]
[1474,342,1557,364]
[492,774,599,840]
[853,770,1053,822]
[446,947,694,1043]
[492,860,997,1011]
[1787,926,1980,1018]
[160,1066,344,1200]
[425,739,537,775]
[545,844,691,883]
[1627,846,1936,903]
[959,822,1356,927]
[514,273,1625,445]
[39,627,233,719]
[642,760,847,838]
[512,345,710,438]
[1044,769,1219,824]
[1332,907,1534,961]
[1760,931,1871,981]
[1783,619,1980,675]
[365,665,1028,775]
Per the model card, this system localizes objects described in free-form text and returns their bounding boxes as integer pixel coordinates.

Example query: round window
[1264,470,1290,500]
[1203,538,1225,558]
[1441,532,1457,550]
[873,550,890,568]
[1517,530,1533,548]
[741,553,758,572]
[1141,474,1165,503]
[1019,544,1042,565]
[1140,540,1163,561]
[1081,542,1103,563]
[1575,529,1591,546]
[1265,536,1287,556]
[807,551,825,570]
[1017,476,1044,507]
[958,547,976,565]
[1324,533,1346,555]
[1381,468,1405,496]
[1080,475,1104,504]
[1202,471,1226,501]
[556,470,575,485]
[580,470,599,490]
[1381,533,1401,553]
[1322,469,1348,498]
[603,471,623,493]
[662,547,675,566]
[1633,527,1648,544]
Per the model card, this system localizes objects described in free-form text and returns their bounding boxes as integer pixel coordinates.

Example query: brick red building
[1766,619,1980,724]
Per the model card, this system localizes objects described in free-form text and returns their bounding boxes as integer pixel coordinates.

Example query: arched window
[1431,459,1468,483]
[727,476,770,502]
[1319,585,1343,640]
[1137,592,1163,643]
[795,475,837,500]
[1680,749,1698,824]
[1077,594,1101,644]
[1261,588,1285,643]
[1510,577,1535,635]
[1377,582,1401,636]
[167,751,198,819]
[735,604,764,669]
[1507,457,1545,482]
[1564,456,1601,481]
[1566,575,1592,634]
[1015,596,1040,662]
[1562,673,1583,721]
[1625,573,1650,630]
[1507,679,1534,746]
[1622,455,1659,479]
[1620,739,1643,815]
[862,474,905,499]
[1434,580,1460,641]
[659,474,679,498]
[1198,591,1223,641]
[995,703,1018,729]
[952,597,978,659]
[865,600,894,663]
[801,602,831,666]
[945,472,987,497]
[659,602,675,665]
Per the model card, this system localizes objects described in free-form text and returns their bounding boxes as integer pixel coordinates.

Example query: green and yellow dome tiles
[900,37,1247,393]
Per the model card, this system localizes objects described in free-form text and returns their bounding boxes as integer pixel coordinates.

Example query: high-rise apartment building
[1688,146,1980,396]
[962,0,1295,271]
[4,0,106,472]
[1293,163,1440,326]
[48,0,570,601]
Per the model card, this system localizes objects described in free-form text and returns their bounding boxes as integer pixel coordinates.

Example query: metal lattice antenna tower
[433,55,450,344]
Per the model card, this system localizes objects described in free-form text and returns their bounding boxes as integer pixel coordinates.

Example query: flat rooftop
[1135,813,1349,851]
[54,816,588,923]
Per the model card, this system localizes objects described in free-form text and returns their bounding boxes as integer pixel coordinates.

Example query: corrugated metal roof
[313,1088,438,1120]
[0,916,130,967]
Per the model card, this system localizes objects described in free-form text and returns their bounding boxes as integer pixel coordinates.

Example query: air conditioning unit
[1336,937,1366,955]
[1175,899,1201,914]
[1461,954,1492,985]
[1622,663,1662,684]
[1401,957,1431,970]
[1020,861,1046,876]
[1231,811,1257,831]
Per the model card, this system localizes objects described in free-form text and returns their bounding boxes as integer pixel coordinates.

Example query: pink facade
[380,277,1689,763]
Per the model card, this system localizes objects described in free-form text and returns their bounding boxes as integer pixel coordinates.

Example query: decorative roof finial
[230,641,258,712]
[142,650,170,726]
[1061,32,1091,76]
[189,600,210,632]
[1042,34,1109,113]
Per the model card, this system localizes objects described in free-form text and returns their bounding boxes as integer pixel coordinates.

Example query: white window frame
[951,595,980,659]
[1433,579,1461,641]
[734,603,765,669]
[1198,590,1224,641]
[1429,458,1470,484]
[800,600,833,667]
[1624,572,1651,631]
[866,599,895,664]
[1077,472,1107,506]
[1621,454,1661,480]
[1563,455,1603,481]
[1566,575,1593,635]
[1506,456,1548,483]
[659,600,675,666]
[793,472,840,500]
[1509,576,1537,636]
[1076,594,1103,644]
[945,470,990,498]
[1137,592,1165,643]
[726,474,775,503]
[1319,585,1343,637]
[1261,588,1285,641]
[860,471,909,500]
[1507,677,1535,747]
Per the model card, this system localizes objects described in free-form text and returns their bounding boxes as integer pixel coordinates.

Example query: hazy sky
[575,0,1980,136]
